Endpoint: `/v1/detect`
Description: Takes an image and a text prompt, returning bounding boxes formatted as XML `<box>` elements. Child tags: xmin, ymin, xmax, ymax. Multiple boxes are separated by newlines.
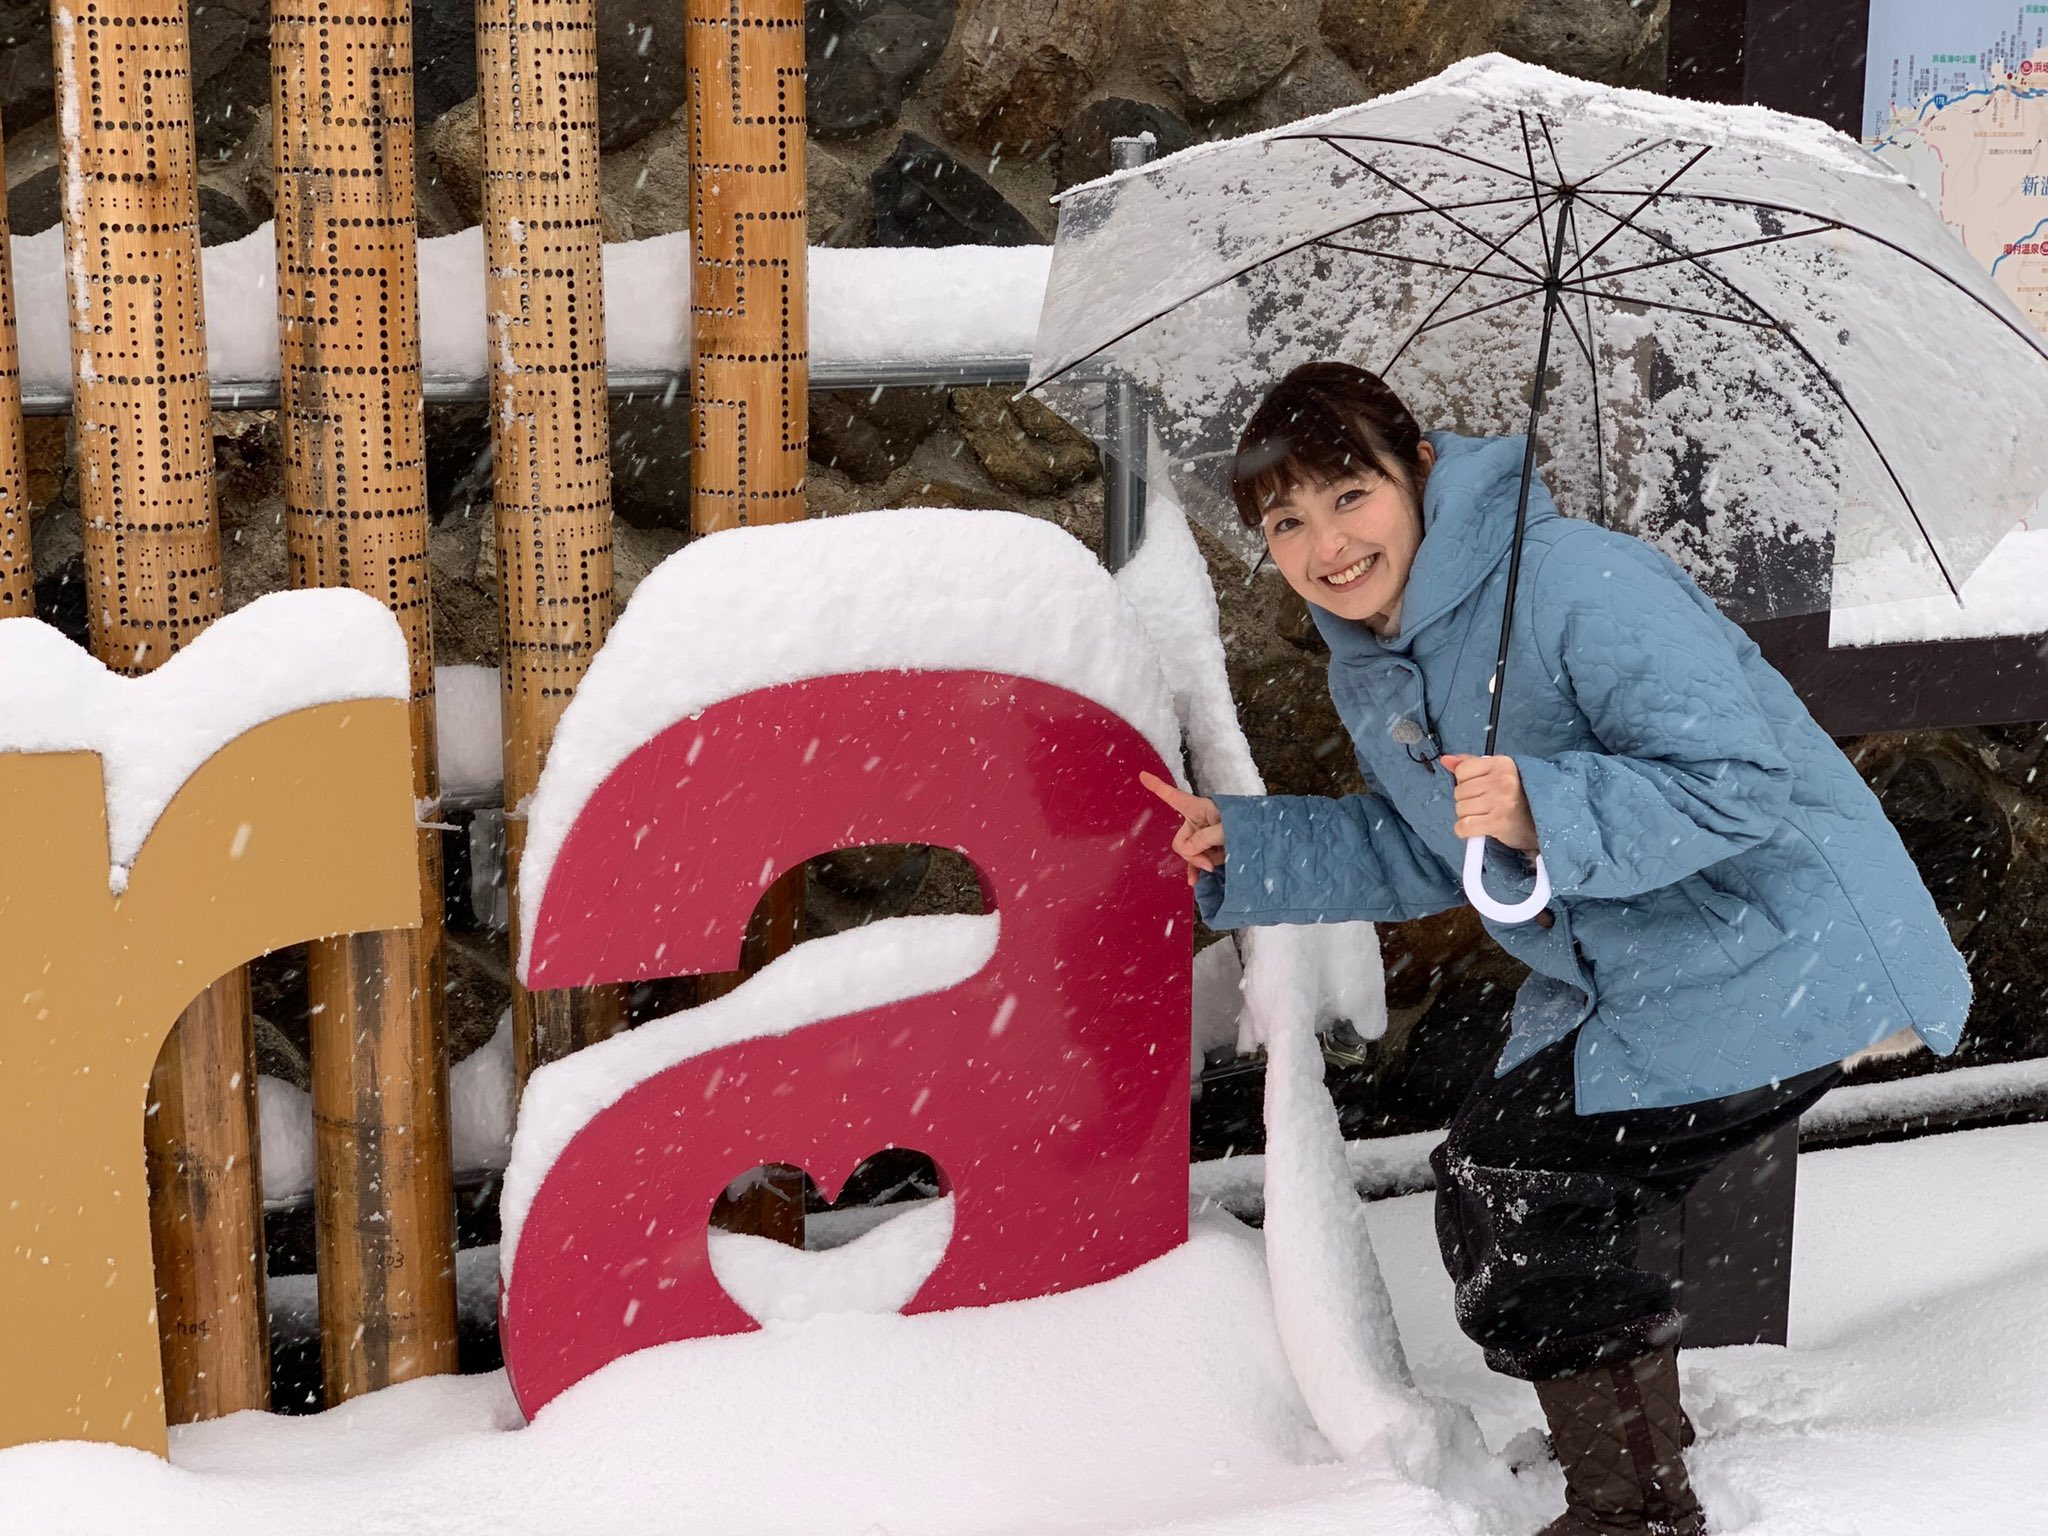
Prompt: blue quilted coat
<box><xmin>1197</xmin><ymin>430</ymin><xmax>1970</xmax><ymax>1113</ymax></box>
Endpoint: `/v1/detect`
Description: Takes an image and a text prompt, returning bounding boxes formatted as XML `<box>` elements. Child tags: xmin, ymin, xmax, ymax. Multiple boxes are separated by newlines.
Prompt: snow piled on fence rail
<box><xmin>0</xmin><ymin>591</ymin><xmax>407</xmax><ymax>885</ymax></box>
<box><xmin>6</xmin><ymin>225</ymin><xmax>1050</xmax><ymax>386</ymax></box>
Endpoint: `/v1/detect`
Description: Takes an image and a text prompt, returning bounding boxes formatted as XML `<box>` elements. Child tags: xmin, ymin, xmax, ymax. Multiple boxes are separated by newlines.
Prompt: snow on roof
<box><xmin>0</xmin><ymin>590</ymin><xmax>407</xmax><ymax>886</ymax></box>
<box><xmin>516</xmin><ymin>506</ymin><xmax>1182</xmax><ymax>969</ymax></box>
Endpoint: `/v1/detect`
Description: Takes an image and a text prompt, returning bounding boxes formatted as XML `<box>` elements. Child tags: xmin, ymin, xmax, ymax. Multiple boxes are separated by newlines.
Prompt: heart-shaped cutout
<box><xmin>705</xmin><ymin>1154</ymin><xmax>954</xmax><ymax>1326</ymax></box>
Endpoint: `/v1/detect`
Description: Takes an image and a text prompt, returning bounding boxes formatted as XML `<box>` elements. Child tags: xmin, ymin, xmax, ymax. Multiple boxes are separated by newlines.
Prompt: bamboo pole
<box><xmin>272</xmin><ymin>0</ymin><xmax>459</xmax><ymax>1403</ymax></box>
<box><xmin>475</xmin><ymin>0</ymin><xmax>625</xmax><ymax>1088</ymax></box>
<box><xmin>51</xmin><ymin>0</ymin><xmax>267</xmax><ymax>1420</ymax></box>
<box><xmin>0</xmin><ymin>129</ymin><xmax>29</xmax><ymax>617</ymax></box>
<box><xmin>687</xmin><ymin>0</ymin><xmax>808</xmax><ymax>1239</ymax></box>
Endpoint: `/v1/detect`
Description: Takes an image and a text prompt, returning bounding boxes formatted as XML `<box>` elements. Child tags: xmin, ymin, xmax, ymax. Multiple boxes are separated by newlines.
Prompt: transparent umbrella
<box><xmin>1030</xmin><ymin>52</ymin><xmax>2048</xmax><ymax>919</ymax></box>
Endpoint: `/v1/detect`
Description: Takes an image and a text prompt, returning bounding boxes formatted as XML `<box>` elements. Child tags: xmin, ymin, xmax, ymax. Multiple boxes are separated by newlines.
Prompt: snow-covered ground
<box><xmin>5</xmin><ymin>1121</ymin><xmax>2042</xmax><ymax>1535</ymax></box>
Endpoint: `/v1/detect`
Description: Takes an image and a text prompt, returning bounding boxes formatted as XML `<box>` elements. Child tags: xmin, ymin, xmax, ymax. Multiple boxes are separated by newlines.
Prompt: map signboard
<box><xmin>1866</xmin><ymin>3</ymin><xmax>2048</xmax><ymax>348</ymax></box>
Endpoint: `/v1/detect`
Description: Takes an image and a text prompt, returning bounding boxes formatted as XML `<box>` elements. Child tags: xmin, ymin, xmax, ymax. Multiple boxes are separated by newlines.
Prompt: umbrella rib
<box><xmin>1577</xmin><ymin>187</ymin><xmax>2048</xmax><ymax>363</ymax></box>
<box><xmin>1576</xmin><ymin>135</ymin><xmax>1684</xmax><ymax>188</ymax></box>
<box><xmin>1276</xmin><ymin>131</ymin><xmax>1532</xmax><ymax>184</ymax></box>
<box><xmin>1027</xmin><ymin>195</ymin><xmax>1549</xmax><ymax>393</ymax></box>
<box><xmin>1415</xmin><ymin>283</ymin><xmax>1552</xmax><ymax>335</ymax></box>
<box><xmin>1554</xmin><ymin>285</ymin><xmax>1780</xmax><ymax>327</ymax></box>
<box><xmin>1322</xmin><ymin>142</ymin><xmax>1550</xmax><ymax>283</ymax></box>
<box><xmin>1315</xmin><ymin>238</ymin><xmax>1546</xmax><ymax>288</ymax></box>
<box><xmin>1559</xmin><ymin>145</ymin><xmax>1716</xmax><ymax>282</ymax></box>
<box><xmin>1575</xmin><ymin>227</ymin><xmax>1963</xmax><ymax>602</ymax></box>
<box><xmin>1560</xmin><ymin>195</ymin><xmax>1608</xmax><ymax>523</ymax></box>
<box><xmin>1381</xmin><ymin>202</ymin><xmax>1555</xmax><ymax>372</ymax></box>
<box><xmin>1570</xmin><ymin>223</ymin><xmax>1840</xmax><ymax>285</ymax></box>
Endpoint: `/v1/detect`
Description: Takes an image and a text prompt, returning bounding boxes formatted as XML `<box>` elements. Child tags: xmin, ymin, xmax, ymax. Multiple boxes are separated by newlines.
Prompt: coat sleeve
<box><xmin>1193</xmin><ymin>791</ymin><xmax>1463</xmax><ymax>929</ymax></box>
<box><xmin>1513</xmin><ymin>529</ymin><xmax>1794</xmax><ymax>902</ymax></box>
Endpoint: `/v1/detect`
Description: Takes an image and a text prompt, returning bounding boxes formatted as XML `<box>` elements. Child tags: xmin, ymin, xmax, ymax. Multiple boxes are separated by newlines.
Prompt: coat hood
<box><xmin>1310</xmin><ymin>431</ymin><xmax>1559</xmax><ymax>661</ymax></box>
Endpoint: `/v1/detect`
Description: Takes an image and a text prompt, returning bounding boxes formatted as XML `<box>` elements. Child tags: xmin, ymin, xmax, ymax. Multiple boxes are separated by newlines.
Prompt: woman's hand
<box><xmin>1138</xmin><ymin>772</ymin><xmax>1224</xmax><ymax>886</ymax></box>
<box><xmin>1440</xmin><ymin>754</ymin><xmax>1540</xmax><ymax>853</ymax></box>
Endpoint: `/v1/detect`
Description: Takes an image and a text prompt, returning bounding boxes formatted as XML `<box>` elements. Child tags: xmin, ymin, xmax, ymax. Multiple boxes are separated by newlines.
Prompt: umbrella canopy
<box><xmin>1030</xmin><ymin>54</ymin><xmax>2048</xmax><ymax>624</ymax></box>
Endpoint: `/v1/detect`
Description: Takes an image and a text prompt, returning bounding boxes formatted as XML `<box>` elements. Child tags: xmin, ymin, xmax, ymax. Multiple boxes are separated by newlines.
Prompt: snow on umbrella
<box><xmin>1029</xmin><ymin>51</ymin><xmax>2048</xmax><ymax>920</ymax></box>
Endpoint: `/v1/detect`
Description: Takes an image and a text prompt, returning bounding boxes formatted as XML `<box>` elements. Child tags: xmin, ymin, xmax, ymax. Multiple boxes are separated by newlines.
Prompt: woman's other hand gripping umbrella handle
<box><xmin>1441</xmin><ymin>754</ymin><xmax>1553</xmax><ymax>925</ymax></box>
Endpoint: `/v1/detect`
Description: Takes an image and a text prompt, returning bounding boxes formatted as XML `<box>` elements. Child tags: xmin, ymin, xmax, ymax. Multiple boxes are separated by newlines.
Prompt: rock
<box><xmin>608</xmin><ymin>395</ymin><xmax>694</xmax><ymax>530</ymax></box>
<box><xmin>808</xmin><ymin>0</ymin><xmax>956</xmax><ymax>140</ymax></box>
<box><xmin>809</xmin><ymin>386</ymin><xmax>950</xmax><ymax>482</ymax></box>
<box><xmin>1134</xmin><ymin>0</ymin><xmax>1317</xmax><ymax>111</ymax></box>
<box><xmin>198</xmin><ymin>180</ymin><xmax>258</xmax><ymax>247</ymax></box>
<box><xmin>0</xmin><ymin>0</ymin><xmax>54</xmax><ymax>137</ymax></box>
<box><xmin>599</xmin><ymin>110</ymin><xmax>690</xmax><ymax>241</ymax></box>
<box><xmin>253</xmin><ymin>1010</ymin><xmax>312</xmax><ymax>1093</ymax></box>
<box><xmin>1243</xmin><ymin>44</ymin><xmax>1369</xmax><ymax>130</ymax></box>
<box><xmin>950</xmin><ymin>384</ymin><xmax>1097</xmax><ymax>495</ymax></box>
<box><xmin>871</xmin><ymin>132</ymin><xmax>1043</xmax><ymax>247</ymax></box>
<box><xmin>1501</xmin><ymin>0</ymin><xmax>1669</xmax><ymax>91</ymax></box>
<box><xmin>445</xmin><ymin>929</ymin><xmax>514</xmax><ymax>1062</ymax></box>
<box><xmin>595</xmin><ymin>0</ymin><xmax>689</xmax><ymax>151</ymax></box>
<box><xmin>937</xmin><ymin>0</ymin><xmax>1122</xmax><ymax>155</ymax></box>
<box><xmin>1052</xmin><ymin>96</ymin><xmax>1196</xmax><ymax>192</ymax></box>
<box><xmin>415</xmin><ymin>0</ymin><xmax>480</xmax><ymax>130</ymax></box>
<box><xmin>6</xmin><ymin>163</ymin><xmax>58</xmax><ymax>238</ymax></box>
<box><xmin>187</xmin><ymin>0</ymin><xmax>270</xmax><ymax>163</ymax></box>
<box><xmin>808</xmin><ymin>138</ymin><xmax>873</xmax><ymax>246</ymax></box>
<box><xmin>885</xmin><ymin>476</ymin><xmax>1013</xmax><ymax>509</ymax></box>
<box><xmin>424</xmin><ymin>95</ymin><xmax>484</xmax><ymax>230</ymax></box>
<box><xmin>612</xmin><ymin>518</ymin><xmax>688</xmax><ymax>609</ymax></box>
<box><xmin>21</xmin><ymin>418</ymin><xmax>66</xmax><ymax>514</ymax></box>
<box><xmin>1319</xmin><ymin>0</ymin><xmax>1518</xmax><ymax>92</ymax></box>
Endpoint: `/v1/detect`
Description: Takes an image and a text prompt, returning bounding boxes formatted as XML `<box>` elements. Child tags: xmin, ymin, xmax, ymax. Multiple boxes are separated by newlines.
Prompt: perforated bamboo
<box><xmin>688</xmin><ymin>0</ymin><xmax>808</xmax><ymax>998</ymax></box>
<box><xmin>685</xmin><ymin>0</ymin><xmax>807</xmax><ymax>1234</ymax></box>
<box><xmin>0</xmin><ymin>131</ymin><xmax>29</xmax><ymax>617</ymax></box>
<box><xmin>272</xmin><ymin>0</ymin><xmax>458</xmax><ymax>1403</ymax></box>
<box><xmin>687</xmin><ymin>0</ymin><xmax>808</xmax><ymax>537</ymax></box>
<box><xmin>51</xmin><ymin>0</ymin><xmax>268</xmax><ymax>1424</ymax></box>
<box><xmin>475</xmin><ymin>0</ymin><xmax>624</xmax><ymax>1085</ymax></box>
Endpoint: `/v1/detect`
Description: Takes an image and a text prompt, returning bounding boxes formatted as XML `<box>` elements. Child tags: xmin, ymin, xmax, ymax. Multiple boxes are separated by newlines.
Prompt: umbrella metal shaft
<box><xmin>1484</xmin><ymin>191</ymin><xmax>1577</xmax><ymax>758</ymax></box>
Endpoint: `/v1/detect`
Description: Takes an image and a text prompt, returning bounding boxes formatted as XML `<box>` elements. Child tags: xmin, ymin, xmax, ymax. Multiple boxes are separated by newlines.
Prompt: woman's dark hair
<box><xmin>1229</xmin><ymin>361</ymin><xmax>1426</xmax><ymax>529</ymax></box>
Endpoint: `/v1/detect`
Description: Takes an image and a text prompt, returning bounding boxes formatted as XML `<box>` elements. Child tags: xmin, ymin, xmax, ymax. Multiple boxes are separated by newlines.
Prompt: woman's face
<box><xmin>1258</xmin><ymin>441</ymin><xmax>1434</xmax><ymax>633</ymax></box>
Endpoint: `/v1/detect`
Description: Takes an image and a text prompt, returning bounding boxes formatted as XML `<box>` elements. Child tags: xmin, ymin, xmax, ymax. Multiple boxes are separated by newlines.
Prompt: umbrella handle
<box><xmin>1462</xmin><ymin>837</ymin><xmax>1552</xmax><ymax>925</ymax></box>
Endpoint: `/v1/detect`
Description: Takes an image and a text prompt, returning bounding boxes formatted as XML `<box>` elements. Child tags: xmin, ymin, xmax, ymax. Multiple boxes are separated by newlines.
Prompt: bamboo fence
<box><xmin>272</xmin><ymin>0</ymin><xmax>459</xmax><ymax>1402</ymax></box>
<box><xmin>475</xmin><ymin>0</ymin><xmax>625</xmax><ymax>1088</ymax></box>
<box><xmin>687</xmin><ymin>0</ymin><xmax>808</xmax><ymax>1242</ymax></box>
<box><xmin>51</xmin><ymin>0</ymin><xmax>268</xmax><ymax>1421</ymax></box>
<box><xmin>18</xmin><ymin>0</ymin><xmax>841</xmax><ymax>1408</ymax></box>
<box><xmin>0</xmin><ymin>130</ymin><xmax>27</xmax><ymax>617</ymax></box>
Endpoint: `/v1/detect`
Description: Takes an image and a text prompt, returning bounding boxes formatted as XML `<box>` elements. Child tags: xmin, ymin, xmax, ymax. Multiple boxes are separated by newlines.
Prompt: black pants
<box><xmin>1429</xmin><ymin>1033</ymin><xmax>1841</xmax><ymax>1382</ymax></box>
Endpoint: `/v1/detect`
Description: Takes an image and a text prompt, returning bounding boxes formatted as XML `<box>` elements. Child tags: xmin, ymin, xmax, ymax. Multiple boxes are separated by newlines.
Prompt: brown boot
<box><xmin>1531</xmin><ymin>1344</ymin><xmax>1706</xmax><ymax>1535</ymax></box>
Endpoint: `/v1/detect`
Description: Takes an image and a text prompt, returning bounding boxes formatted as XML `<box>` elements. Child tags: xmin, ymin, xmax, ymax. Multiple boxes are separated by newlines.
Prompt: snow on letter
<box><xmin>497</xmin><ymin>509</ymin><xmax>1193</xmax><ymax>1416</ymax></box>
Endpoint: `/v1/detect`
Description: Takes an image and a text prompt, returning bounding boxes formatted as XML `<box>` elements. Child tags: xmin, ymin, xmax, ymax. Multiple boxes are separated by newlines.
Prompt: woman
<box><xmin>1141</xmin><ymin>361</ymin><xmax>1969</xmax><ymax>1536</ymax></box>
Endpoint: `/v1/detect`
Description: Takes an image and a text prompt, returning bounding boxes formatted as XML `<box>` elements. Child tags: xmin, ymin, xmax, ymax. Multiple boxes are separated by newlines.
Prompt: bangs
<box><xmin>1230</xmin><ymin>393</ymin><xmax>1397</xmax><ymax>527</ymax></box>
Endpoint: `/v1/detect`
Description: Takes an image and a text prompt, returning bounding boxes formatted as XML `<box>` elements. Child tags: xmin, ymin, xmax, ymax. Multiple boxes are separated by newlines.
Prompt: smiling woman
<box><xmin>1145</xmin><ymin>355</ymin><xmax>1974</xmax><ymax>1536</ymax></box>
<box><xmin>1229</xmin><ymin>362</ymin><xmax>1437</xmax><ymax>639</ymax></box>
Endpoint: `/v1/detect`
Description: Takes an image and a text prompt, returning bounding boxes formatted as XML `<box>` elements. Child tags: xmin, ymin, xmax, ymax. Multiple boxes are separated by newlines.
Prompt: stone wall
<box><xmin>10</xmin><ymin>0</ymin><xmax>2041</xmax><ymax>1130</ymax></box>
